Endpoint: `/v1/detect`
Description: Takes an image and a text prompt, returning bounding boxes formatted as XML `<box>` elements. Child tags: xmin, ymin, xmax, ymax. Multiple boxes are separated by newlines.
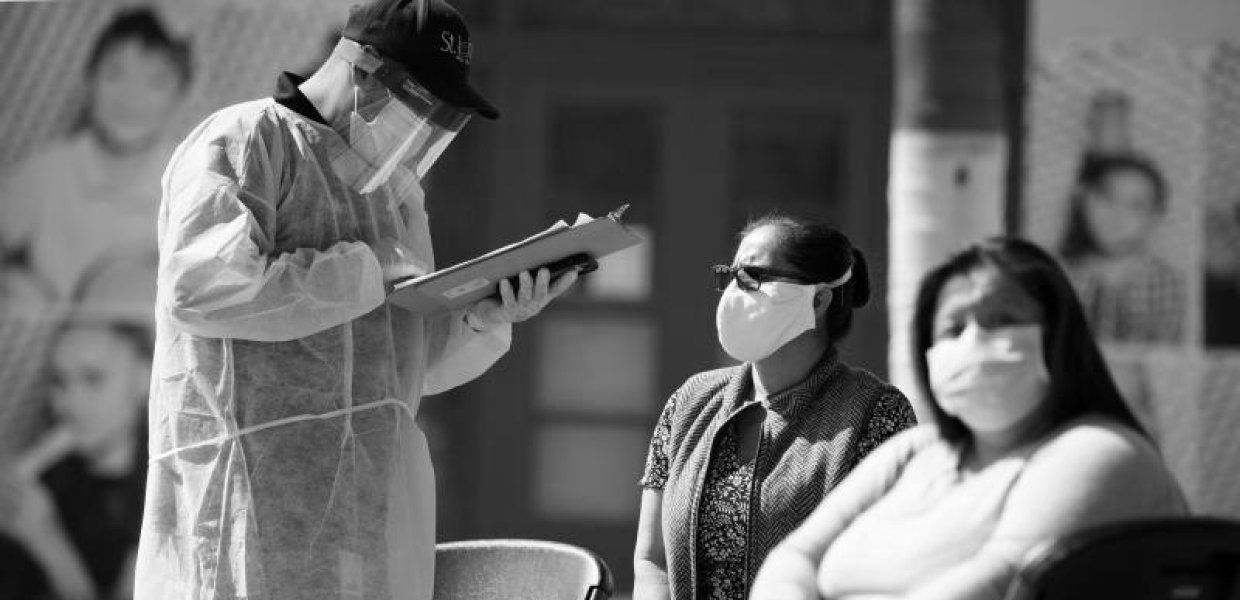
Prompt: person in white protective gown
<box><xmin>134</xmin><ymin>1</ymin><xmax>579</xmax><ymax>598</ymax></box>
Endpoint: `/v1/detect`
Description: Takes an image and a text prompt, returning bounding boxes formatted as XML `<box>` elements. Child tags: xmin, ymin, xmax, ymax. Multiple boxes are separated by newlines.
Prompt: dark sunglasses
<box><xmin>712</xmin><ymin>264</ymin><xmax>815</xmax><ymax>292</ymax></box>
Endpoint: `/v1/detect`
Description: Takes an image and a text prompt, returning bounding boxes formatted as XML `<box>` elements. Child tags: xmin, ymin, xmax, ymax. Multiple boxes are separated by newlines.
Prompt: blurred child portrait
<box><xmin>0</xmin><ymin>6</ymin><xmax>191</xmax><ymax>304</ymax></box>
<box><xmin>0</xmin><ymin>316</ymin><xmax>153</xmax><ymax>600</ymax></box>
<box><xmin>1058</xmin><ymin>151</ymin><xmax>1185</xmax><ymax>344</ymax></box>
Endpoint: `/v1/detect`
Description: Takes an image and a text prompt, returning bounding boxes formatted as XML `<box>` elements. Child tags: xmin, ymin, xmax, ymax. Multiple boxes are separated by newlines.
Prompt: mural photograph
<box><xmin>1024</xmin><ymin>38</ymin><xmax>1240</xmax><ymax>515</ymax></box>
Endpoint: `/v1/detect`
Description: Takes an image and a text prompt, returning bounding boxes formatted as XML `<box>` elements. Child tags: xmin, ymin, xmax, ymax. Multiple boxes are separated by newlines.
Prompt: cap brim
<box><xmin>353</xmin><ymin>39</ymin><xmax>501</xmax><ymax>120</ymax></box>
<box><xmin>425</xmin><ymin>78</ymin><xmax>499</xmax><ymax>120</ymax></box>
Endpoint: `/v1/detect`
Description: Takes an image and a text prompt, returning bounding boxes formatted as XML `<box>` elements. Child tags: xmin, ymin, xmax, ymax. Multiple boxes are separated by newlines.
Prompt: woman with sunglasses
<box><xmin>633</xmin><ymin>214</ymin><xmax>917</xmax><ymax>600</ymax></box>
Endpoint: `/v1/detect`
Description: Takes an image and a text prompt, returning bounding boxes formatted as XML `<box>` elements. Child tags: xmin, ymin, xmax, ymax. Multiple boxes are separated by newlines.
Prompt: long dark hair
<box><xmin>75</xmin><ymin>7</ymin><xmax>192</xmax><ymax>132</ymax></box>
<box><xmin>739</xmin><ymin>214</ymin><xmax>872</xmax><ymax>341</ymax></box>
<box><xmin>911</xmin><ymin>237</ymin><xmax>1147</xmax><ymax>445</ymax></box>
<box><xmin>1059</xmin><ymin>152</ymin><xmax>1169</xmax><ymax>262</ymax></box>
<box><xmin>86</xmin><ymin>7</ymin><xmax>192</xmax><ymax>85</ymax></box>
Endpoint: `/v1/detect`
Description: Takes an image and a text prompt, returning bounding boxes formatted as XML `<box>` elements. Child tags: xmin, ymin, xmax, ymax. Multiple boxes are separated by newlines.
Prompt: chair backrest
<box><xmin>433</xmin><ymin>539</ymin><xmax>614</xmax><ymax>600</ymax></box>
<box><xmin>1005</xmin><ymin>517</ymin><xmax>1240</xmax><ymax>600</ymax></box>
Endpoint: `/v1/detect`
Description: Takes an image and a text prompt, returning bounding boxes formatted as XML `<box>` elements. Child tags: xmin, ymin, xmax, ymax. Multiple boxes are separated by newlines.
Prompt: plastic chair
<box><xmin>433</xmin><ymin>539</ymin><xmax>614</xmax><ymax>600</ymax></box>
<box><xmin>1004</xmin><ymin>517</ymin><xmax>1240</xmax><ymax>600</ymax></box>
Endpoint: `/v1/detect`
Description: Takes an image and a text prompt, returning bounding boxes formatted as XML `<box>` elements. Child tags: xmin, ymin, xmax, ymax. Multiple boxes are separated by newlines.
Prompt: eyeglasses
<box><xmin>712</xmin><ymin>264</ymin><xmax>814</xmax><ymax>292</ymax></box>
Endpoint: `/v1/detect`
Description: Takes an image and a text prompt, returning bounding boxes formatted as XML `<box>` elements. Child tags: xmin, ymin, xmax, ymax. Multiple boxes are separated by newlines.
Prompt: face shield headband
<box><xmin>331</xmin><ymin>38</ymin><xmax>471</xmax><ymax>193</ymax></box>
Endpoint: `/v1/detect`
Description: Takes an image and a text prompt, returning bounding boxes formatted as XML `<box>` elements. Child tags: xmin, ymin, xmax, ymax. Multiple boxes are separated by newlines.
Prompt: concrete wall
<box><xmin>1036</xmin><ymin>0</ymin><xmax>1240</xmax><ymax>49</ymax></box>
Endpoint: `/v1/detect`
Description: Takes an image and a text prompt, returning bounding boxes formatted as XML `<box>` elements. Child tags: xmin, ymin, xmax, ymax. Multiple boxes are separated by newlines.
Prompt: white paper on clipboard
<box><xmin>387</xmin><ymin>205</ymin><xmax>644</xmax><ymax>314</ymax></box>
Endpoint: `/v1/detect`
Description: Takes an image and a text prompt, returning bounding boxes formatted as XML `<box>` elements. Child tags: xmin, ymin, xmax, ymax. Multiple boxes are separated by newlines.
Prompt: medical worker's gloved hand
<box><xmin>371</xmin><ymin>238</ymin><xmax>424</xmax><ymax>284</ymax></box>
<box><xmin>466</xmin><ymin>267</ymin><xmax>578</xmax><ymax>330</ymax></box>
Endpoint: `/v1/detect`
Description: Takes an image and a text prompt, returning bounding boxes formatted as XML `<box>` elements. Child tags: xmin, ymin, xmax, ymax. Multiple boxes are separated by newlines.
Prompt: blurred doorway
<box><xmin>423</xmin><ymin>2</ymin><xmax>893</xmax><ymax>592</ymax></box>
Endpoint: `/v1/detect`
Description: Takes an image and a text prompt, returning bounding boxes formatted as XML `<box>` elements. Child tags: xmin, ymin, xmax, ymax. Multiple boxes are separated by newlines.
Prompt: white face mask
<box><xmin>926</xmin><ymin>324</ymin><xmax>1050</xmax><ymax>434</ymax></box>
<box><xmin>349</xmin><ymin>99</ymin><xmax>428</xmax><ymax>193</ymax></box>
<box><xmin>716</xmin><ymin>281</ymin><xmax>820</xmax><ymax>363</ymax></box>
<box><xmin>333</xmin><ymin>91</ymin><xmax>451</xmax><ymax>194</ymax></box>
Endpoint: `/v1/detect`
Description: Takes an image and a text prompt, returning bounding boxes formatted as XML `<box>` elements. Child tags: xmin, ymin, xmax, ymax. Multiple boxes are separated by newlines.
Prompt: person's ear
<box><xmin>351</xmin><ymin>64</ymin><xmax>370</xmax><ymax>86</ymax></box>
<box><xmin>813</xmin><ymin>285</ymin><xmax>833</xmax><ymax>320</ymax></box>
<box><xmin>360</xmin><ymin>44</ymin><xmax>383</xmax><ymax>62</ymax></box>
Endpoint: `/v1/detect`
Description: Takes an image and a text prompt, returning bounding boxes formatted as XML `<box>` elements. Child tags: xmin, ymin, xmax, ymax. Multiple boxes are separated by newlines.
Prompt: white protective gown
<box><xmin>135</xmin><ymin>97</ymin><xmax>511</xmax><ymax>600</ymax></box>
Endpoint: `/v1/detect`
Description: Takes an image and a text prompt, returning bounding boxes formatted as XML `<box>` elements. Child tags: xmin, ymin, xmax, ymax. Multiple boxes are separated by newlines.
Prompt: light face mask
<box><xmin>714</xmin><ymin>267</ymin><xmax>851</xmax><ymax>363</ymax></box>
<box><xmin>926</xmin><ymin>324</ymin><xmax>1050</xmax><ymax>433</ymax></box>
<box><xmin>330</xmin><ymin>38</ymin><xmax>471</xmax><ymax>194</ymax></box>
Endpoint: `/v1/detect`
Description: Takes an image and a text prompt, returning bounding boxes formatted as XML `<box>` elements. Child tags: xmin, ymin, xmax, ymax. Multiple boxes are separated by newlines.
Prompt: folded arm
<box><xmin>899</xmin><ymin>419</ymin><xmax>1186</xmax><ymax>600</ymax></box>
<box><xmin>161</xmin><ymin>123</ymin><xmax>386</xmax><ymax>342</ymax></box>
<box><xmin>0</xmin><ymin>471</ymin><xmax>95</xmax><ymax>600</ymax></box>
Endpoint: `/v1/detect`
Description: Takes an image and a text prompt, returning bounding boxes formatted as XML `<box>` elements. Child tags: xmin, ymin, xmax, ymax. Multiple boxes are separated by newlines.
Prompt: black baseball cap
<box><xmin>342</xmin><ymin>0</ymin><xmax>498</xmax><ymax>119</ymax></box>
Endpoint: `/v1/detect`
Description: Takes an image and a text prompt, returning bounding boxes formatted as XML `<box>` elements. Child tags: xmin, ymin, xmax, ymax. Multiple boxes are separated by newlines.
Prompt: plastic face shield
<box><xmin>335</xmin><ymin>39</ymin><xmax>471</xmax><ymax>193</ymax></box>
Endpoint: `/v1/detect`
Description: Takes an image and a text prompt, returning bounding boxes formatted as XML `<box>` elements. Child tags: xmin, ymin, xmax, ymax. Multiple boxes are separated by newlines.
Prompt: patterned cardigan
<box><xmin>649</xmin><ymin>348</ymin><xmax>914</xmax><ymax>599</ymax></box>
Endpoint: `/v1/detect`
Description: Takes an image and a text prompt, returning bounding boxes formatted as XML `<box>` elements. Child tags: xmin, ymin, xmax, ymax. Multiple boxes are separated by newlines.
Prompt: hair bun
<box><xmin>848</xmin><ymin>247</ymin><xmax>872</xmax><ymax>308</ymax></box>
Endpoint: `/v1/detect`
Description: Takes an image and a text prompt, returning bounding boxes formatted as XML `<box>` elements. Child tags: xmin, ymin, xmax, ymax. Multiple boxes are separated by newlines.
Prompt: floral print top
<box><xmin>642</xmin><ymin>392</ymin><xmax>916</xmax><ymax>600</ymax></box>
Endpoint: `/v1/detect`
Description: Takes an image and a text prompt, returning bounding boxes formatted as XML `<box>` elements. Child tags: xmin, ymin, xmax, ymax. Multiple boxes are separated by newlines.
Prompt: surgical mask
<box><xmin>714</xmin><ymin>281</ymin><xmax>819</xmax><ymax>362</ymax></box>
<box><xmin>329</xmin><ymin>38</ymin><xmax>470</xmax><ymax>194</ymax></box>
<box><xmin>715</xmin><ymin>266</ymin><xmax>853</xmax><ymax>362</ymax></box>
<box><xmin>926</xmin><ymin>324</ymin><xmax>1050</xmax><ymax>433</ymax></box>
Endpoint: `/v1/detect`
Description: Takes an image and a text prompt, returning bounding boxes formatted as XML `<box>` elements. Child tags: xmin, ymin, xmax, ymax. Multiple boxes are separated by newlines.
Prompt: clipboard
<box><xmin>388</xmin><ymin>204</ymin><xmax>644</xmax><ymax>314</ymax></box>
